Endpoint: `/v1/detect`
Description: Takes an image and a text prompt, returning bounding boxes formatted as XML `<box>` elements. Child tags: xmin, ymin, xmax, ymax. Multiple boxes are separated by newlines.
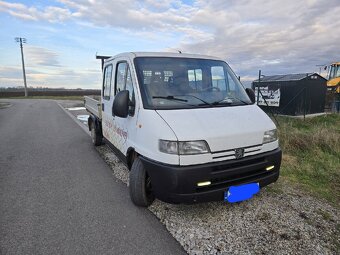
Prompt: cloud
<box><xmin>0</xmin><ymin>65</ymin><xmax>101</xmax><ymax>88</ymax></box>
<box><xmin>1</xmin><ymin>0</ymin><xmax>339</xmax><ymax>87</ymax></box>
<box><xmin>0</xmin><ymin>66</ymin><xmax>23</xmax><ymax>78</ymax></box>
<box><xmin>55</xmin><ymin>0</ymin><xmax>205</xmax><ymax>42</ymax></box>
<box><xmin>175</xmin><ymin>0</ymin><xmax>340</xmax><ymax>81</ymax></box>
<box><xmin>0</xmin><ymin>0</ymin><xmax>72</xmax><ymax>22</ymax></box>
<box><xmin>25</xmin><ymin>46</ymin><xmax>61</xmax><ymax>67</ymax></box>
<box><xmin>0</xmin><ymin>0</ymin><xmax>211</xmax><ymax>42</ymax></box>
<box><xmin>0</xmin><ymin>66</ymin><xmax>38</xmax><ymax>87</ymax></box>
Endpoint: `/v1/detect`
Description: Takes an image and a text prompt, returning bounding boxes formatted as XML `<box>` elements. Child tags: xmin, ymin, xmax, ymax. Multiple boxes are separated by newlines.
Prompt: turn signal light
<box><xmin>197</xmin><ymin>181</ymin><xmax>211</xmax><ymax>187</ymax></box>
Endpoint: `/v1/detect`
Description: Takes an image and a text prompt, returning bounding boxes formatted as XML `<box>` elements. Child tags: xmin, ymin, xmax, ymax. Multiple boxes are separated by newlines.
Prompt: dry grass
<box><xmin>276</xmin><ymin>114</ymin><xmax>340</xmax><ymax>207</ymax></box>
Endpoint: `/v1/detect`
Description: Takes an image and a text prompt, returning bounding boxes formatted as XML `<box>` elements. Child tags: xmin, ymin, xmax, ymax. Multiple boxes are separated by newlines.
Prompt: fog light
<box><xmin>266</xmin><ymin>165</ymin><xmax>275</xmax><ymax>171</ymax></box>
<box><xmin>197</xmin><ymin>181</ymin><xmax>211</xmax><ymax>187</ymax></box>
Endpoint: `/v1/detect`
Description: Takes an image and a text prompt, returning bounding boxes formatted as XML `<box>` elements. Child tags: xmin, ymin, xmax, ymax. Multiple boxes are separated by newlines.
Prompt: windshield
<box><xmin>329</xmin><ymin>64</ymin><xmax>340</xmax><ymax>80</ymax></box>
<box><xmin>134</xmin><ymin>57</ymin><xmax>251</xmax><ymax>110</ymax></box>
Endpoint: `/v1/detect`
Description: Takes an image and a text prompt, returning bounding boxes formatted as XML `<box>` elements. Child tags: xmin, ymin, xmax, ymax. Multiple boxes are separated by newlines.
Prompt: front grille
<box><xmin>196</xmin><ymin>169</ymin><xmax>273</xmax><ymax>192</ymax></box>
<box><xmin>196</xmin><ymin>154</ymin><xmax>274</xmax><ymax>192</ymax></box>
<box><xmin>211</xmin><ymin>144</ymin><xmax>263</xmax><ymax>161</ymax></box>
<box><xmin>211</xmin><ymin>155</ymin><xmax>266</xmax><ymax>173</ymax></box>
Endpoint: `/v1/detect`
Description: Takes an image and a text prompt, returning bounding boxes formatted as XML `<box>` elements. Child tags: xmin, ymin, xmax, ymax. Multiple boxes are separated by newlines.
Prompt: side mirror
<box><xmin>113</xmin><ymin>90</ymin><xmax>129</xmax><ymax>118</ymax></box>
<box><xmin>245</xmin><ymin>88</ymin><xmax>256</xmax><ymax>104</ymax></box>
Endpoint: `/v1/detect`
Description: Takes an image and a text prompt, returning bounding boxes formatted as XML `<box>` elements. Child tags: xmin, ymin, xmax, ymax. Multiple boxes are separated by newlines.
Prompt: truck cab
<box><xmin>86</xmin><ymin>52</ymin><xmax>282</xmax><ymax>207</ymax></box>
<box><xmin>327</xmin><ymin>62</ymin><xmax>340</xmax><ymax>93</ymax></box>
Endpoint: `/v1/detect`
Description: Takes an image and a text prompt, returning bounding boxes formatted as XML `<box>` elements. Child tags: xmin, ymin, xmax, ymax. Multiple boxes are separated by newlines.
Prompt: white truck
<box><xmin>85</xmin><ymin>52</ymin><xmax>281</xmax><ymax>207</ymax></box>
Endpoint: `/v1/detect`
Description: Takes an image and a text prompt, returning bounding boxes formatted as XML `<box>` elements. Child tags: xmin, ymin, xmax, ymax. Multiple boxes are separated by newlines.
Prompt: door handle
<box><xmin>102</xmin><ymin>103</ymin><xmax>104</xmax><ymax>111</ymax></box>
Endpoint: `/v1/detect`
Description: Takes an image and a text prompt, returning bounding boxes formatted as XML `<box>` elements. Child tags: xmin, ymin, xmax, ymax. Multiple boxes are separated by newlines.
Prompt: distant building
<box><xmin>252</xmin><ymin>73</ymin><xmax>327</xmax><ymax>116</ymax></box>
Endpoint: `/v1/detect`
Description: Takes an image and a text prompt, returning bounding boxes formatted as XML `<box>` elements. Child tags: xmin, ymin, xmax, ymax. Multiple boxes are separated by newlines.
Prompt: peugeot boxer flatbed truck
<box><xmin>85</xmin><ymin>52</ymin><xmax>282</xmax><ymax>207</ymax></box>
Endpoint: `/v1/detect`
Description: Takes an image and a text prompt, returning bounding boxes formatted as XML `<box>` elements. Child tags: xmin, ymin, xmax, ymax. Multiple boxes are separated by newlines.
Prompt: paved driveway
<box><xmin>0</xmin><ymin>99</ymin><xmax>185</xmax><ymax>255</ymax></box>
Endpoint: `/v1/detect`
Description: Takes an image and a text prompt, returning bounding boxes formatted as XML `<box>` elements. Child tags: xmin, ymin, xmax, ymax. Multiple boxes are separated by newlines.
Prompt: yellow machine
<box><xmin>327</xmin><ymin>62</ymin><xmax>340</xmax><ymax>93</ymax></box>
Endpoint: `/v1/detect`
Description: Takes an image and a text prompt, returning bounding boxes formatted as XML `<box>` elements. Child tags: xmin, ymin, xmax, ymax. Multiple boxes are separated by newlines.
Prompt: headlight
<box><xmin>159</xmin><ymin>140</ymin><xmax>178</xmax><ymax>154</ymax></box>
<box><xmin>159</xmin><ymin>140</ymin><xmax>210</xmax><ymax>155</ymax></box>
<box><xmin>179</xmin><ymin>141</ymin><xmax>210</xmax><ymax>155</ymax></box>
<box><xmin>263</xmin><ymin>129</ymin><xmax>277</xmax><ymax>144</ymax></box>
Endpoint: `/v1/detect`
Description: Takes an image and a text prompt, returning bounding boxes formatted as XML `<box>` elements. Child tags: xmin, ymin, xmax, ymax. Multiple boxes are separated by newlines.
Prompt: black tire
<box><xmin>129</xmin><ymin>157</ymin><xmax>155</xmax><ymax>207</ymax></box>
<box><xmin>90</xmin><ymin>121</ymin><xmax>102</xmax><ymax>146</ymax></box>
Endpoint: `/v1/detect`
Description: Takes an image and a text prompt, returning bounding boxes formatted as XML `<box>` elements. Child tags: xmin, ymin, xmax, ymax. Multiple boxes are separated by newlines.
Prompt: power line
<box><xmin>15</xmin><ymin>37</ymin><xmax>28</xmax><ymax>97</ymax></box>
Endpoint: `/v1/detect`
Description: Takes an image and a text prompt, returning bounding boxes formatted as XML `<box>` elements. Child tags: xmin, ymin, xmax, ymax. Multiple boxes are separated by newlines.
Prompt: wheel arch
<box><xmin>126</xmin><ymin>147</ymin><xmax>138</xmax><ymax>170</ymax></box>
<box><xmin>88</xmin><ymin>115</ymin><xmax>102</xmax><ymax>133</ymax></box>
<box><xmin>88</xmin><ymin>115</ymin><xmax>94</xmax><ymax>131</ymax></box>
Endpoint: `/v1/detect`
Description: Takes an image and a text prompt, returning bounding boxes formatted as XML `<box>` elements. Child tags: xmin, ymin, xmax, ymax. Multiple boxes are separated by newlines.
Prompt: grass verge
<box><xmin>277</xmin><ymin>114</ymin><xmax>340</xmax><ymax>207</ymax></box>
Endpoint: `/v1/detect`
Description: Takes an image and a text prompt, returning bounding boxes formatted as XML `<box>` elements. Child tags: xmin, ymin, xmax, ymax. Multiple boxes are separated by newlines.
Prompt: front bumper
<box><xmin>140</xmin><ymin>148</ymin><xmax>282</xmax><ymax>204</ymax></box>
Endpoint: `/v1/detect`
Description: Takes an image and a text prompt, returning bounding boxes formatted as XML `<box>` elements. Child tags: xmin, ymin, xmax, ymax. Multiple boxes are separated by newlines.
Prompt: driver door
<box><xmin>103</xmin><ymin>58</ymin><xmax>137</xmax><ymax>154</ymax></box>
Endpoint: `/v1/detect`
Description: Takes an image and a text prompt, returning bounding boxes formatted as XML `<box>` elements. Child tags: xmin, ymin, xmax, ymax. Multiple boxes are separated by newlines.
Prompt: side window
<box><xmin>126</xmin><ymin>67</ymin><xmax>135</xmax><ymax>102</ymax></box>
<box><xmin>115</xmin><ymin>62</ymin><xmax>135</xmax><ymax>115</ymax></box>
<box><xmin>103</xmin><ymin>65</ymin><xmax>113</xmax><ymax>100</ymax></box>
<box><xmin>188</xmin><ymin>69</ymin><xmax>202</xmax><ymax>90</ymax></box>
<box><xmin>211</xmin><ymin>66</ymin><xmax>227</xmax><ymax>91</ymax></box>
<box><xmin>116</xmin><ymin>62</ymin><xmax>127</xmax><ymax>95</ymax></box>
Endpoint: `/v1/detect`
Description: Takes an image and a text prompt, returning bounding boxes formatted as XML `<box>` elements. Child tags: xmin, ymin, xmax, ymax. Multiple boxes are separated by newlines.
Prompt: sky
<box><xmin>0</xmin><ymin>0</ymin><xmax>339</xmax><ymax>89</ymax></box>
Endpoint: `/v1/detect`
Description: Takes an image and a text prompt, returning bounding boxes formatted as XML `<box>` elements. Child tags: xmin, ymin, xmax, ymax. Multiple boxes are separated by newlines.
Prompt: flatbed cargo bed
<box><xmin>84</xmin><ymin>96</ymin><xmax>102</xmax><ymax>119</ymax></box>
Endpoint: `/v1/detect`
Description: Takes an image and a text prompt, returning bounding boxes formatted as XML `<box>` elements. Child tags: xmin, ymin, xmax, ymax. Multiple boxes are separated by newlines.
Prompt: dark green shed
<box><xmin>252</xmin><ymin>73</ymin><xmax>327</xmax><ymax>116</ymax></box>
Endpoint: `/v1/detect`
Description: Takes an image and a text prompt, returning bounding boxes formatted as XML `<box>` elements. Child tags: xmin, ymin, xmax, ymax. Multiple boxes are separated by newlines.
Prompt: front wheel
<box><xmin>129</xmin><ymin>157</ymin><xmax>155</xmax><ymax>207</ymax></box>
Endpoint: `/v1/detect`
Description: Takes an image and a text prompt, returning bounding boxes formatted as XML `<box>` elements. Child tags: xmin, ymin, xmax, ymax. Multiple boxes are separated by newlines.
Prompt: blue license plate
<box><xmin>224</xmin><ymin>183</ymin><xmax>260</xmax><ymax>203</ymax></box>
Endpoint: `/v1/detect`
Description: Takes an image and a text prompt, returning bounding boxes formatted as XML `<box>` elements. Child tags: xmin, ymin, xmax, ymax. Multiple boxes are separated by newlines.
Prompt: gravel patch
<box><xmin>96</xmin><ymin>145</ymin><xmax>129</xmax><ymax>185</ymax></box>
<box><xmin>95</xmin><ymin>144</ymin><xmax>340</xmax><ymax>254</ymax></box>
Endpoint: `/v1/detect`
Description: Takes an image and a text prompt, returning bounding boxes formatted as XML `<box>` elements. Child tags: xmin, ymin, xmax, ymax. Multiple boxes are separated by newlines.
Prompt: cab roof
<box><xmin>107</xmin><ymin>52</ymin><xmax>224</xmax><ymax>62</ymax></box>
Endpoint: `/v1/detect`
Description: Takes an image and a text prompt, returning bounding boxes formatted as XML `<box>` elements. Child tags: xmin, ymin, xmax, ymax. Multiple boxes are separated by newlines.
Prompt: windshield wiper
<box><xmin>173</xmin><ymin>94</ymin><xmax>213</xmax><ymax>106</ymax></box>
<box><xmin>152</xmin><ymin>96</ymin><xmax>188</xmax><ymax>102</ymax></box>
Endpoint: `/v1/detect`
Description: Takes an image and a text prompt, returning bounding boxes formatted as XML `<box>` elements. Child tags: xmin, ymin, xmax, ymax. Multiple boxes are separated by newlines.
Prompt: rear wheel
<box><xmin>129</xmin><ymin>157</ymin><xmax>155</xmax><ymax>207</ymax></box>
<box><xmin>90</xmin><ymin>121</ymin><xmax>102</xmax><ymax>146</ymax></box>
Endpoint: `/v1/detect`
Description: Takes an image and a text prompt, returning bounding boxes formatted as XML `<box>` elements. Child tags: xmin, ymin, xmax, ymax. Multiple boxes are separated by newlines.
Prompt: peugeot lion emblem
<box><xmin>235</xmin><ymin>148</ymin><xmax>245</xmax><ymax>159</ymax></box>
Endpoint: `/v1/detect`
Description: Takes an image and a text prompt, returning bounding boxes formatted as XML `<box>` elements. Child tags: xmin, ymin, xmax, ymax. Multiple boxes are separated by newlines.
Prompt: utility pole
<box><xmin>15</xmin><ymin>37</ymin><xmax>28</xmax><ymax>97</ymax></box>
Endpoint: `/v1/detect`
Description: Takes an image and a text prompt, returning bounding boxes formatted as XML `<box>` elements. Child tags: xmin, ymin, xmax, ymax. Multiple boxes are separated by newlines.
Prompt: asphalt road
<box><xmin>0</xmin><ymin>99</ymin><xmax>185</xmax><ymax>255</ymax></box>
